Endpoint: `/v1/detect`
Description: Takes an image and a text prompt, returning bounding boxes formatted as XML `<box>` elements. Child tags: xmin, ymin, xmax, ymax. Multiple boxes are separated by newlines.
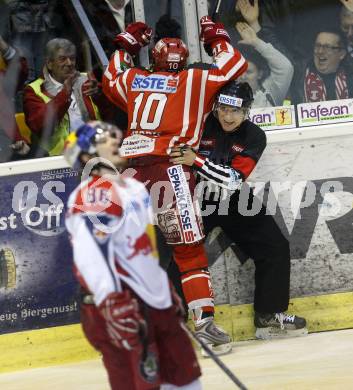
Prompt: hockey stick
<box><xmin>82</xmin><ymin>39</ymin><xmax>93</xmax><ymax>75</ymax></box>
<box><xmin>181</xmin><ymin>322</ymin><xmax>248</xmax><ymax>390</ymax></box>
<box><xmin>212</xmin><ymin>0</ymin><xmax>223</xmax><ymax>21</ymax></box>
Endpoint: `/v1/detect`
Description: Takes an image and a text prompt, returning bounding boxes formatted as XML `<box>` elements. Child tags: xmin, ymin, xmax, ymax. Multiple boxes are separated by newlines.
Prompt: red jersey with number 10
<box><xmin>102</xmin><ymin>40</ymin><xmax>247</xmax><ymax>157</ymax></box>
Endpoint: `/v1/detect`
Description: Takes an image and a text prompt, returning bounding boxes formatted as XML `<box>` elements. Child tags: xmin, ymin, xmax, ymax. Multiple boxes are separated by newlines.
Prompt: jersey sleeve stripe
<box><xmin>208</xmin><ymin>55</ymin><xmax>247</xmax><ymax>82</ymax></box>
<box><xmin>167</xmin><ymin>69</ymin><xmax>194</xmax><ymax>152</ymax></box>
<box><xmin>225</xmin><ymin>55</ymin><xmax>247</xmax><ymax>79</ymax></box>
<box><xmin>204</xmin><ymin>160</ymin><xmax>233</xmax><ymax>179</ymax></box>
<box><xmin>197</xmin><ymin>169</ymin><xmax>224</xmax><ymax>185</ymax></box>
<box><xmin>113</xmin><ymin>51</ymin><xmax>122</xmax><ymax>73</ymax></box>
<box><xmin>194</xmin><ymin>157</ymin><xmax>243</xmax><ymax>190</ymax></box>
<box><xmin>181</xmin><ymin>69</ymin><xmax>194</xmax><ymax>137</ymax></box>
<box><xmin>186</xmin><ymin>70</ymin><xmax>208</xmax><ymax>146</ymax></box>
<box><xmin>122</xmin><ymin>68</ymin><xmax>130</xmax><ymax>92</ymax></box>
<box><xmin>214</xmin><ymin>50</ymin><xmax>235</xmax><ymax>69</ymax></box>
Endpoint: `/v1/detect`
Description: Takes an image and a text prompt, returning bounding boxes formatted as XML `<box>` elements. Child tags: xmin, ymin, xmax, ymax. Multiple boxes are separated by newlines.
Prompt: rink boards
<box><xmin>0</xmin><ymin>122</ymin><xmax>353</xmax><ymax>371</ymax></box>
<box><xmin>209</xmin><ymin>124</ymin><xmax>353</xmax><ymax>307</ymax></box>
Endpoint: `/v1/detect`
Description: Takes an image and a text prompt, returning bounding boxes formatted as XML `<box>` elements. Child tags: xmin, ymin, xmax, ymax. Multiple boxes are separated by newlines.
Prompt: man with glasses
<box><xmin>170</xmin><ymin>81</ymin><xmax>308</xmax><ymax>339</ymax></box>
<box><xmin>293</xmin><ymin>28</ymin><xmax>352</xmax><ymax>103</ymax></box>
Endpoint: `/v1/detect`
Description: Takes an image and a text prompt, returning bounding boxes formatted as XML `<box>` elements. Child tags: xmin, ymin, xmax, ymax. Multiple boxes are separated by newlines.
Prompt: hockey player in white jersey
<box><xmin>64</xmin><ymin>121</ymin><xmax>202</xmax><ymax>390</ymax></box>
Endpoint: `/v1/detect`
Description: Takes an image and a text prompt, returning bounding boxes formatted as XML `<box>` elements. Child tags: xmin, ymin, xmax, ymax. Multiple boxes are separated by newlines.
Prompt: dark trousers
<box><xmin>201</xmin><ymin>187</ymin><xmax>290</xmax><ymax>314</ymax></box>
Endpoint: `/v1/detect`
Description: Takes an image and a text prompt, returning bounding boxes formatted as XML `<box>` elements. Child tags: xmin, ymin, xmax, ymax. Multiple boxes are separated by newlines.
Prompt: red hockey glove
<box><xmin>99</xmin><ymin>290</ymin><xmax>147</xmax><ymax>351</ymax></box>
<box><xmin>200</xmin><ymin>16</ymin><xmax>230</xmax><ymax>56</ymax></box>
<box><xmin>114</xmin><ymin>22</ymin><xmax>153</xmax><ymax>56</ymax></box>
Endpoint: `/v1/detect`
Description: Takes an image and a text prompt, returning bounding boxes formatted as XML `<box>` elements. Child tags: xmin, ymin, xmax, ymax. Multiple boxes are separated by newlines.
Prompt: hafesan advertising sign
<box><xmin>297</xmin><ymin>99</ymin><xmax>353</xmax><ymax>127</ymax></box>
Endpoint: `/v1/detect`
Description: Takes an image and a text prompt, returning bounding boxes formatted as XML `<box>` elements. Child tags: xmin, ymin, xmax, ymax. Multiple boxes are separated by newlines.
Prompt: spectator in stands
<box><xmin>258</xmin><ymin>0</ymin><xmax>340</xmax><ymax>65</ymax></box>
<box><xmin>81</xmin><ymin>0</ymin><xmax>132</xmax><ymax>58</ymax></box>
<box><xmin>145</xmin><ymin>0</ymin><xmax>183</xmax><ymax>38</ymax></box>
<box><xmin>0</xmin><ymin>34</ymin><xmax>30</xmax><ymax>162</ymax></box>
<box><xmin>340</xmin><ymin>0</ymin><xmax>353</xmax><ymax>12</ymax></box>
<box><xmin>292</xmin><ymin>29</ymin><xmax>352</xmax><ymax>103</ymax></box>
<box><xmin>23</xmin><ymin>38</ymin><xmax>111</xmax><ymax>157</ymax></box>
<box><xmin>223</xmin><ymin>0</ymin><xmax>293</xmax><ymax>107</ymax></box>
<box><xmin>3</xmin><ymin>0</ymin><xmax>60</xmax><ymax>81</ymax></box>
<box><xmin>236</xmin><ymin>21</ymin><xmax>293</xmax><ymax>107</ymax></box>
<box><xmin>105</xmin><ymin>0</ymin><xmax>131</xmax><ymax>32</ymax></box>
<box><xmin>154</xmin><ymin>14</ymin><xmax>182</xmax><ymax>43</ymax></box>
<box><xmin>340</xmin><ymin>2</ymin><xmax>353</xmax><ymax>57</ymax></box>
<box><xmin>213</xmin><ymin>0</ymin><xmax>295</xmax><ymax>76</ymax></box>
<box><xmin>78</xmin><ymin>1</ymin><xmax>130</xmax><ymax>137</ymax></box>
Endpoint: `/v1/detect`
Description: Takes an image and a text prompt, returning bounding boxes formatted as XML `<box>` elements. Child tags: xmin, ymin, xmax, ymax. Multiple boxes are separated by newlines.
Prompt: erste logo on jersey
<box><xmin>132</xmin><ymin>74</ymin><xmax>179</xmax><ymax>93</ymax></box>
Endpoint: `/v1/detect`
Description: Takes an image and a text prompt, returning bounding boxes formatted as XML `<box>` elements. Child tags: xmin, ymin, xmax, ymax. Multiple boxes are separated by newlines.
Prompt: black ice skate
<box><xmin>255</xmin><ymin>312</ymin><xmax>308</xmax><ymax>340</ymax></box>
<box><xmin>195</xmin><ymin>317</ymin><xmax>232</xmax><ymax>357</ymax></box>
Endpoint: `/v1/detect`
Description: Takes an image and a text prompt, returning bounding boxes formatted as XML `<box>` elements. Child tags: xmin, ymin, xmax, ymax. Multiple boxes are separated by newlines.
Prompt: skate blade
<box><xmin>255</xmin><ymin>327</ymin><xmax>308</xmax><ymax>340</ymax></box>
<box><xmin>201</xmin><ymin>342</ymin><xmax>233</xmax><ymax>358</ymax></box>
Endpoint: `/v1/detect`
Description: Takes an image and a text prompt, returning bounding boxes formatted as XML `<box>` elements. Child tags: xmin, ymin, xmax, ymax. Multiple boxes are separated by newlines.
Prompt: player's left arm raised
<box><xmin>102</xmin><ymin>22</ymin><xmax>152</xmax><ymax>110</ymax></box>
<box><xmin>200</xmin><ymin>16</ymin><xmax>248</xmax><ymax>84</ymax></box>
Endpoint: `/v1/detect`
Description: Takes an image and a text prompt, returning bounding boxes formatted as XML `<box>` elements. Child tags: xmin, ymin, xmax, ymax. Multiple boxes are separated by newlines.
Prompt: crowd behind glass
<box><xmin>0</xmin><ymin>0</ymin><xmax>352</xmax><ymax>162</ymax></box>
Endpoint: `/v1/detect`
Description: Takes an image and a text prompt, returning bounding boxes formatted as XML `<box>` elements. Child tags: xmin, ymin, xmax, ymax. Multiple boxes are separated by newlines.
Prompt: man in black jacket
<box><xmin>170</xmin><ymin>81</ymin><xmax>307</xmax><ymax>339</ymax></box>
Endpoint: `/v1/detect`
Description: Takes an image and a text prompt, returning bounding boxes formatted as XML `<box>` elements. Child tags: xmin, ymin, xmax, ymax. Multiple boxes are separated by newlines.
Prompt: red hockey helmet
<box><xmin>152</xmin><ymin>38</ymin><xmax>189</xmax><ymax>72</ymax></box>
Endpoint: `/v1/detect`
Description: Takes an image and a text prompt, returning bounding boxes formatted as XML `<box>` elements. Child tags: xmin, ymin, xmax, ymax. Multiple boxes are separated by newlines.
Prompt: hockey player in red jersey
<box><xmin>65</xmin><ymin>121</ymin><xmax>202</xmax><ymax>390</ymax></box>
<box><xmin>102</xmin><ymin>17</ymin><xmax>248</xmax><ymax>354</ymax></box>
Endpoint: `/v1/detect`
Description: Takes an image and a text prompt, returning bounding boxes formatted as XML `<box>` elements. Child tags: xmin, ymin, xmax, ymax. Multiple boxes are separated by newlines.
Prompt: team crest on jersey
<box><xmin>131</xmin><ymin>74</ymin><xmax>179</xmax><ymax>93</ymax></box>
<box><xmin>232</xmin><ymin>144</ymin><xmax>245</xmax><ymax>153</ymax></box>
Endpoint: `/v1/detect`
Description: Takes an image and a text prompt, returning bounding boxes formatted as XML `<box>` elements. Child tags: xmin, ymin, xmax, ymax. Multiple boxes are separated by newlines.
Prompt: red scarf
<box><xmin>304</xmin><ymin>67</ymin><xmax>349</xmax><ymax>102</ymax></box>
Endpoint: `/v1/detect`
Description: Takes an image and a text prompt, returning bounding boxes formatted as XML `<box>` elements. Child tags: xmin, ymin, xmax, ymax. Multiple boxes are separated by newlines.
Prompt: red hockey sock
<box><xmin>181</xmin><ymin>269</ymin><xmax>215</xmax><ymax>313</ymax></box>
